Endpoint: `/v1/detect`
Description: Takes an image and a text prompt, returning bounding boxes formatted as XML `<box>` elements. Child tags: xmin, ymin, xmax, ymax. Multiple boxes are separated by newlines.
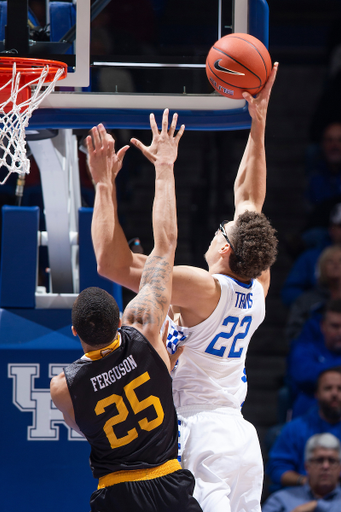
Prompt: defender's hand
<box><xmin>131</xmin><ymin>108</ymin><xmax>185</xmax><ymax>166</ymax></box>
<box><xmin>86</xmin><ymin>124</ymin><xmax>129</xmax><ymax>185</ymax></box>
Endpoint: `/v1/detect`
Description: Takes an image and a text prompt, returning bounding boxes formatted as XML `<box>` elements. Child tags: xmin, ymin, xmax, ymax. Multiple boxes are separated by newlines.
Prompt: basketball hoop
<box><xmin>0</xmin><ymin>56</ymin><xmax>67</xmax><ymax>184</ymax></box>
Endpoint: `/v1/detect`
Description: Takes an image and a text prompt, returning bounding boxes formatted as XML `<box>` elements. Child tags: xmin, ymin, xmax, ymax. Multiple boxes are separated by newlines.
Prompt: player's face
<box><xmin>205</xmin><ymin>221</ymin><xmax>235</xmax><ymax>265</ymax></box>
<box><xmin>306</xmin><ymin>447</ymin><xmax>341</xmax><ymax>495</ymax></box>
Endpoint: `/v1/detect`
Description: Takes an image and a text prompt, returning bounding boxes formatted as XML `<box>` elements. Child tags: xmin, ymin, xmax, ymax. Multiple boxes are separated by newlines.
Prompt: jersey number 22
<box><xmin>205</xmin><ymin>315</ymin><xmax>252</xmax><ymax>358</ymax></box>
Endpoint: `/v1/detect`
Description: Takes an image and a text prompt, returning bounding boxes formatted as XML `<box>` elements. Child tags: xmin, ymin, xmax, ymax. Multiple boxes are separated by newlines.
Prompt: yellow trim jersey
<box><xmin>64</xmin><ymin>326</ymin><xmax>178</xmax><ymax>479</ymax></box>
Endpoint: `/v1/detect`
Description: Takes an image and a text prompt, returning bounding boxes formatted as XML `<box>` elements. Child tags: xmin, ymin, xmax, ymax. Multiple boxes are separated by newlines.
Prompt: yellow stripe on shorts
<box><xmin>98</xmin><ymin>459</ymin><xmax>181</xmax><ymax>489</ymax></box>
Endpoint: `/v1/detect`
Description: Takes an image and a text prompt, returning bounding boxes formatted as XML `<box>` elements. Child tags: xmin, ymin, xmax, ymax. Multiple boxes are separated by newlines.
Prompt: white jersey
<box><xmin>168</xmin><ymin>273</ymin><xmax>265</xmax><ymax>411</ymax></box>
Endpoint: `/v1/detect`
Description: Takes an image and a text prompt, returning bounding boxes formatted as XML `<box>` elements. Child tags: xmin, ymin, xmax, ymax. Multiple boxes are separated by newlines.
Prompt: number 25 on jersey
<box><xmin>95</xmin><ymin>371</ymin><xmax>164</xmax><ymax>450</ymax></box>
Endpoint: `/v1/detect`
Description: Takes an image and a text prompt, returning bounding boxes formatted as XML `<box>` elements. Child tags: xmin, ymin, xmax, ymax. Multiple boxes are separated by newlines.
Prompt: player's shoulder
<box><xmin>50</xmin><ymin>371</ymin><xmax>69</xmax><ymax>406</ymax></box>
<box><xmin>173</xmin><ymin>264</ymin><xmax>215</xmax><ymax>282</ymax></box>
<box><xmin>171</xmin><ymin>265</ymin><xmax>220</xmax><ymax>314</ymax></box>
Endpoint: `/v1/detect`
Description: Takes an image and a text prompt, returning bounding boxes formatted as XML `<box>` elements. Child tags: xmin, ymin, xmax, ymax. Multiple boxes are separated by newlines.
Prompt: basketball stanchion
<box><xmin>0</xmin><ymin>56</ymin><xmax>67</xmax><ymax>184</ymax></box>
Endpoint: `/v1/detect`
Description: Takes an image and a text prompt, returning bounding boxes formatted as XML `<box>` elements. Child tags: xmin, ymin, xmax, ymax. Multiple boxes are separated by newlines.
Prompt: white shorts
<box><xmin>177</xmin><ymin>406</ymin><xmax>263</xmax><ymax>512</ymax></box>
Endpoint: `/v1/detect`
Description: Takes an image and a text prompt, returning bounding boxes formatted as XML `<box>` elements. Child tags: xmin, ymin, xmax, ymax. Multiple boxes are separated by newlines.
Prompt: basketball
<box><xmin>206</xmin><ymin>33</ymin><xmax>272</xmax><ymax>99</ymax></box>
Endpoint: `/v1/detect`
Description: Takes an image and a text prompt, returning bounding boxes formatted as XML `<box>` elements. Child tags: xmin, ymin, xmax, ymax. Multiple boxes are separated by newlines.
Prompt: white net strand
<box><xmin>0</xmin><ymin>62</ymin><xmax>64</xmax><ymax>184</ymax></box>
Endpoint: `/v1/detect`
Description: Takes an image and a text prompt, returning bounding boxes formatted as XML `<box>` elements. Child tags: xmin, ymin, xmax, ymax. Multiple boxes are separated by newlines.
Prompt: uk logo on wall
<box><xmin>8</xmin><ymin>363</ymin><xmax>85</xmax><ymax>441</ymax></box>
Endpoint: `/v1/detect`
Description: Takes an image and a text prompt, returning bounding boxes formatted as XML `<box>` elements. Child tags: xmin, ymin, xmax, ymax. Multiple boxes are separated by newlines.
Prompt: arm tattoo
<box><xmin>123</xmin><ymin>255</ymin><xmax>171</xmax><ymax>329</ymax></box>
<box><xmin>140</xmin><ymin>255</ymin><xmax>171</xmax><ymax>290</ymax></box>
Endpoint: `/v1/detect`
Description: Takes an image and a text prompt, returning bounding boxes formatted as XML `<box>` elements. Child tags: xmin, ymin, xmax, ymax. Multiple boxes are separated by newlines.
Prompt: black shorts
<box><xmin>90</xmin><ymin>469</ymin><xmax>202</xmax><ymax>512</ymax></box>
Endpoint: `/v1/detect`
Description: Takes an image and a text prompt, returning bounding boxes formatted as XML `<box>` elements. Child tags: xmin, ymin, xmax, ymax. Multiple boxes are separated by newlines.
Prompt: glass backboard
<box><xmin>1</xmin><ymin>0</ymin><xmax>270</xmax><ymax>130</ymax></box>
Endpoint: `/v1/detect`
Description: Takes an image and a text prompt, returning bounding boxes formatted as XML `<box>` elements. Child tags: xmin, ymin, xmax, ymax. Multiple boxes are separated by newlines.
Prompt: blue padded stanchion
<box><xmin>49</xmin><ymin>1</ymin><xmax>76</xmax><ymax>54</ymax></box>
<box><xmin>0</xmin><ymin>206</ymin><xmax>39</xmax><ymax>308</ymax></box>
<box><xmin>78</xmin><ymin>207</ymin><xmax>123</xmax><ymax>311</ymax></box>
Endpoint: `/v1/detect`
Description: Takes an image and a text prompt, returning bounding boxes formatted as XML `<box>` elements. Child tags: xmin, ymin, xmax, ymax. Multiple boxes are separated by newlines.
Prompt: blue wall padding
<box><xmin>78</xmin><ymin>207</ymin><xmax>123</xmax><ymax>311</ymax></box>
<box><xmin>249</xmin><ymin>0</ymin><xmax>270</xmax><ymax>47</ymax></box>
<box><xmin>0</xmin><ymin>206</ymin><xmax>39</xmax><ymax>308</ymax></box>
<box><xmin>0</xmin><ymin>1</ymin><xmax>7</xmax><ymax>41</ymax></box>
<box><xmin>0</xmin><ymin>307</ymin><xmax>93</xmax><ymax>512</ymax></box>
<box><xmin>50</xmin><ymin>1</ymin><xmax>76</xmax><ymax>54</ymax></box>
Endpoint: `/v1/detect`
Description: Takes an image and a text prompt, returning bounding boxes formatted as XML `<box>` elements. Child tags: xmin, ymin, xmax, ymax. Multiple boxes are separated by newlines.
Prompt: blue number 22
<box><xmin>205</xmin><ymin>315</ymin><xmax>252</xmax><ymax>358</ymax></box>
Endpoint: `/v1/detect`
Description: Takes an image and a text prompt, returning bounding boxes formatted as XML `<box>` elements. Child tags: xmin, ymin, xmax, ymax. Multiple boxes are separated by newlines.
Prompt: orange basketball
<box><xmin>206</xmin><ymin>33</ymin><xmax>272</xmax><ymax>99</ymax></box>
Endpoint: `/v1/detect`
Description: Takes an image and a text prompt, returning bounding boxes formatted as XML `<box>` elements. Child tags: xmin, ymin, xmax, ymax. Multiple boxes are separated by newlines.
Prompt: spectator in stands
<box><xmin>306</xmin><ymin>122</ymin><xmax>341</xmax><ymax>207</ymax></box>
<box><xmin>286</xmin><ymin>245</ymin><xmax>341</xmax><ymax>342</ymax></box>
<box><xmin>288</xmin><ymin>300</ymin><xmax>341</xmax><ymax>416</ymax></box>
<box><xmin>263</xmin><ymin>433</ymin><xmax>341</xmax><ymax>512</ymax></box>
<box><xmin>266</xmin><ymin>367</ymin><xmax>341</xmax><ymax>489</ymax></box>
<box><xmin>281</xmin><ymin>203</ymin><xmax>341</xmax><ymax>307</ymax></box>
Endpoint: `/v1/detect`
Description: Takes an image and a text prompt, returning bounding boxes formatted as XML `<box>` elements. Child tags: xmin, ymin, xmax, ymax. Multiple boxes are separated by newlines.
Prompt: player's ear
<box><xmin>118</xmin><ymin>317</ymin><xmax>122</xmax><ymax>328</ymax></box>
<box><xmin>218</xmin><ymin>243</ymin><xmax>230</xmax><ymax>255</ymax></box>
<box><xmin>71</xmin><ymin>325</ymin><xmax>77</xmax><ymax>337</ymax></box>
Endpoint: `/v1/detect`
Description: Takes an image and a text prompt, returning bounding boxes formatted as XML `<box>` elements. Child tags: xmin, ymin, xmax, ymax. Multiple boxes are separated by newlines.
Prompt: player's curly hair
<box><xmin>72</xmin><ymin>287</ymin><xmax>120</xmax><ymax>346</ymax></box>
<box><xmin>228</xmin><ymin>211</ymin><xmax>278</xmax><ymax>280</ymax></box>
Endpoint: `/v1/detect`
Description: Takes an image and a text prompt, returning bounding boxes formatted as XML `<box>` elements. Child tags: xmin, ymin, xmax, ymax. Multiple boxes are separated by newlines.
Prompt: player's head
<box><xmin>206</xmin><ymin>211</ymin><xmax>277</xmax><ymax>280</ymax></box>
<box><xmin>72</xmin><ymin>287</ymin><xmax>120</xmax><ymax>347</ymax></box>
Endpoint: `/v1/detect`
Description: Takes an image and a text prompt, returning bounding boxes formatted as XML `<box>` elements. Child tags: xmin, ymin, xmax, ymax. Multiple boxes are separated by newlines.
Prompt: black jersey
<box><xmin>64</xmin><ymin>326</ymin><xmax>178</xmax><ymax>479</ymax></box>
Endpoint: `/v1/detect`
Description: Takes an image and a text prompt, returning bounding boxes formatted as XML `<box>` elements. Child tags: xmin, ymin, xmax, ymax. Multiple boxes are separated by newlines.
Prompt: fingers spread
<box><xmin>130</xmin><ymin>138</ymin><xmax>144</xmax><ymax>150</ymax></box>
<box><xmin>117</xmin><ymin>145</ymin><xmax>130</xmax><ymax>162</ymax></box>
<box><xmin>169</xmin><ymin>112</ymin><xmax>178</xmax><ymax>137</ymax></box>
<box><xmin>85</xmin><ymin>134</ymin><xmax>93</xmax><ymax>152</ymax></box>
<box><xmin>91</xmin><ymin>125</ymin><xmax>102</xmax><ymax>149</ymax></box>
<box><xmin>161</xmin><ymin>108</ymin><xmax>169</xmax><ymax>133</ymax></box>
<box><xmin>149</xmin><ymin>113</ymin><xmax>159</xmax><ymax>137</ymax></box>
<box><xmin>175</xmin><ymin>124</ymin><xmax>185</xmax><ymax>141</ymax></box>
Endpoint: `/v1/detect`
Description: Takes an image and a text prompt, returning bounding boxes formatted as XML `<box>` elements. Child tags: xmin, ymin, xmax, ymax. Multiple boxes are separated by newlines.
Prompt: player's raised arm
<box><xmin>87</xmin><ymin>124</ymin><xmax>146</xmax><ymax>293</ymax></box>
<box><xmin>234</xmin><ymin>62</ymin><xmax>278</xmax><ymax>218</ymax></box>
<box><xmin>122</xmin><ymin>109</ymin><xmax>184</xmax><ymax>368</ymax></box>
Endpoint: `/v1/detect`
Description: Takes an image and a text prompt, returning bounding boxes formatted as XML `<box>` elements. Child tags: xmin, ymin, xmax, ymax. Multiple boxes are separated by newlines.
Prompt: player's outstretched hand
<box><xmin>131</xmin><ymin>108</ymin><xmax>185</xmax><ymax>167</ymax></box>
<box><xmin>86</xmin><ymin>124</ymin><xmax>129</xmax><ymax>185</ymax></box>
<box><xmin>162</xmin><ymin>321</ymin><xmax>184</xmax><ymax>372</ymax></box>
<box><xmin>242</xmin><ymin>62</ymin><xmax>278</xmax><ymax>123</ymax></box>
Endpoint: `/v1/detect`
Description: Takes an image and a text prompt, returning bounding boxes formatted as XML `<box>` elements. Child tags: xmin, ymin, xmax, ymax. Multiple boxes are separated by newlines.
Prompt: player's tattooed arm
<box><xmin>122</xmin><ymin>255</ymin><xmax>172</xmax><ymax>330</ymax></box>
<box><xmin>121</xmin><ymin>110</ymin><xmax>180</xmax><ymax>369</ymax></box>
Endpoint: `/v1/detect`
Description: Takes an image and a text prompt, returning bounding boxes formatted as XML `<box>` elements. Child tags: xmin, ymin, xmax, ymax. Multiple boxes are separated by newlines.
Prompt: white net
<box><xmin>0</xmin><ymin>62</ymin><xmax>65</xmax><ymax>184</ymax></box>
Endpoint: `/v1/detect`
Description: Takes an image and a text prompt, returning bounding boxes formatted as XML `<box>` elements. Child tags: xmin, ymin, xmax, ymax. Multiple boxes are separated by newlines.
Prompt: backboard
<box><xmin>1</xmin><ymin>0</ymin><xmax>270</xmax><ymax>130</ymax></box>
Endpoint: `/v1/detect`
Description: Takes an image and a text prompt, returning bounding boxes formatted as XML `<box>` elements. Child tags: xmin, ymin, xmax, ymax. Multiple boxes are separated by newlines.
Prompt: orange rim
<box><xmin>0</xmin><ymin>56</ymin><xmax>67</xmax><ymax>82</ymax></box>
